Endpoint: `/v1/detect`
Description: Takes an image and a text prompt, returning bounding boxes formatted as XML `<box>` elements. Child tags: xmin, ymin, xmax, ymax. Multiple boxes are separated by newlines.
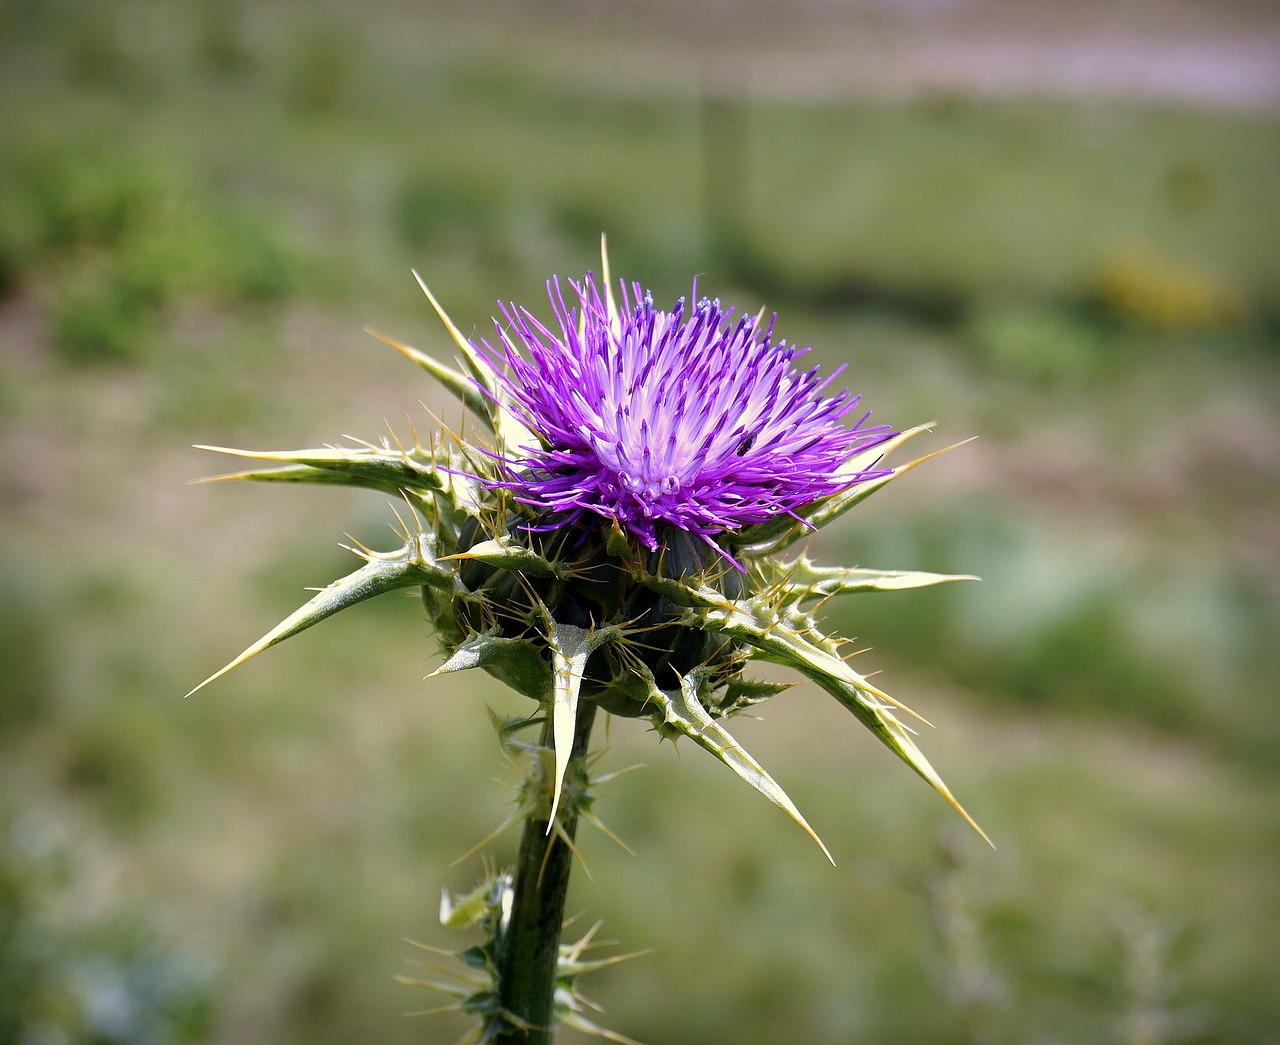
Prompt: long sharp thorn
<box><xmin>410</xmin><ymin>273</ymin><xmax>474</xmax><ymax>363</ymax></box>
<box><xmin>600</xmin><ymin>233</ymin><xmax>619</xmax><ymax>328</ymax></box>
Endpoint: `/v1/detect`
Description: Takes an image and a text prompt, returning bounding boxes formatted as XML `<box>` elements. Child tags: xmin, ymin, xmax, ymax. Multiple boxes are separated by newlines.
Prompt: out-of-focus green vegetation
<box><xmin>1</xmin><ymin>1</ymin><xmax>1277</xmax><ymax>1042</ymax></box>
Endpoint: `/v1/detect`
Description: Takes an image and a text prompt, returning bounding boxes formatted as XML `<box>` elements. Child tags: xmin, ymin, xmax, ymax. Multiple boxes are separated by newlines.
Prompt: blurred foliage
<box><xmin>0</xmin><ymin>570</ymin><xmax>57</xmax><ymax>737</ymax></box>
<box><xmin>962</xmin><ymin>299</ymin><xmax>1110</xmax><ymax>386</ymax></box>
<box><xmin>0</xmin><ymin>817</ymin><xmax>216</xmax><ymax>1045</ymax></box>
<box><xmin>0</xmin><ymin>147</ymin><xmax>305</xmax><ymax>363</ymax></box>
<box><xmin>283</xmin><ymin>31</ymin><xmax>356</xmax><ymax>115</ymax></box>
<box><xmin>1094</xmin><ymin>242</ymin><xmax>1245</xmax><ymax>333</ymax></box>
<box><xmin>1</xmin><ymin>1</ymin><xmax>1277</xmax><ymax>1042</ymax></box>
<box><xmin>192</xmin><ymin>1</ymin><xmax>254</xmax><ymax>80</ymax></box>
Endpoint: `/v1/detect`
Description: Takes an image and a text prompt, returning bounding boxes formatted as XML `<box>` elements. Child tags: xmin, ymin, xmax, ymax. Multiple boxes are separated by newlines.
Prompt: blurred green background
<box><xmin>2</xmin><ymin>1</ymin><xmax>1278</xmax><ymax>1042</ymax></box>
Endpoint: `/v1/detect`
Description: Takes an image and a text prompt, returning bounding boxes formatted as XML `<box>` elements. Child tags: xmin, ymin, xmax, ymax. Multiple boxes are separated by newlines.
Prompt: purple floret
<box><xmin>474</xmin><ymin>274</ymin><xmax>895</xmax><ymax>556</ymax></box>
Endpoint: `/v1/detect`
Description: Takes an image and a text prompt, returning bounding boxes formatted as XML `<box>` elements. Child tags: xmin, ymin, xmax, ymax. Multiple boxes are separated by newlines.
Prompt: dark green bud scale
<box><xmin>454</xmin><ymin>515</ymin><xmax>746</xmax><ymax>716</ymax></box>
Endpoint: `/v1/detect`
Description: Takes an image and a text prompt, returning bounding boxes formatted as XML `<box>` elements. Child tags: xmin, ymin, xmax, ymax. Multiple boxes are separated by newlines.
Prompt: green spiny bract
<box><xmin>189</xmin><ymin>242</ymin><xmax>986</xmax><ymax>861</ymax></box>
<box><xmin>402</xmin><ymin>860</ymin><xmax>647</xmax><ymax>1045</ymax></box>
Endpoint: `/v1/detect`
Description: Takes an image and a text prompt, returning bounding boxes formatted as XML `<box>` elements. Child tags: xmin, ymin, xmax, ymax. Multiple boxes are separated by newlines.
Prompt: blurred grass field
<box><xmin>2</xmin><ymin>1</ymin><xmax>1278</xmax><ymax>1043</ymax></box>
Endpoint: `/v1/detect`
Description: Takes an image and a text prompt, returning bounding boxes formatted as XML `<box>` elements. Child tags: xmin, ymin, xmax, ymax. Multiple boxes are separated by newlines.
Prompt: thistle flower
<box><xmin>189</xmin><ymin>239</ymin><xmax>983</xmax><ymax>1043</ymax></box>
<box><xmin>478</xmin><ymin>275</ymin><xmax>895</xmax><ymax>561</ymax></box>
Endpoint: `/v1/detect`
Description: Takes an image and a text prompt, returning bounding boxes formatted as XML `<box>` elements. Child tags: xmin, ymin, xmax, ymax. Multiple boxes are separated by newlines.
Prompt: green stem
<box><xmin>492</xmin><ymin>700</ymin><xmax>598</xmax><ymax>1045</ymax></box>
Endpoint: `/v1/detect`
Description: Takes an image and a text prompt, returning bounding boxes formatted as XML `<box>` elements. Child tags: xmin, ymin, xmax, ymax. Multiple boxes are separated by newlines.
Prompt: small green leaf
<box><xmin>777</xmin><ymin>557</ymin><xmax>978</xmax><ymax>603</ymax></box>
<box><xmin>637</xmin><ymin>571</ymin><xmax>989</xmax><ymax>845</ymax></box>
<box><xmin>605</xmin><ymin>520</ymin><xmax>634</xmax><ymax>561</ymax></box>
<box><xmin>637</xmin><ymin>665</ymin><xmax>833</xmax><ymax>863</ymax></box>
<box><xmin>196</xmin><ymin>459</ymin><xmax>390</xmax><ymax>491</ymax></box>
<box><xmin>195</xmin><ymin>440</ymin><xmax>484</xmax><ymax>547</ymax></box>
<box><xmin>545</xmin><ymin>623</ymin><xmax>617</xmax><ymax>829</ymax></box>
<box><xmin>366</xmin><ymin>327</ymin><xmax>492</xmax><ymax>427</ymax></box>
<box><xmin>187</xmin><ymin>535</ymin><xmax>458</xmax><ymax>697</ymax></box>
<box><xmin>430</xmin><ymin>629</ymin><xmax>551</xmax><ymax>702</ymax></box>
<box><xmin>739</xmin><ymin>426</ymin><xmax>974</xmax><ymax>557</ymax></box>
<box><xmin>442</xmin><ymin>536</ymin><xmax>560</xmax><ymax>578</ymax></box>
<box><xmin>599</xmin><ymin>233</ymin><xmax>620</xmax><ymax>330</ymax></box>
<box><xmin>716</xmin><ymin>676</ymin><xmax>792</xmax><ymax>717</ymax></box>
<box><xmin>439</xmin><ymin>874</ymin><xmax>510</xmax><ymax>930</ymax></box>
<box><xmin>801</xmin><ymin>432</ymin><xmax>975</xmax><ymax>540</ymax></box>
<box><xmin>412</xmin><ymin>270</ymin><xmax>501</xmax><ymax>401</ymax></box>
<box><xmin>195</xmin><ymin>442</ymin><xmax>457</xmax><ymax>496</ymax></box>
<box><xmin>412</xmin><ymin>270</ymin><xmax>538</xmax><ymax>457</ymax></box>
<box><xmin>686</xmin><ymin>595</ymin><xmax>990</xmax><ymax>845</ymax></box>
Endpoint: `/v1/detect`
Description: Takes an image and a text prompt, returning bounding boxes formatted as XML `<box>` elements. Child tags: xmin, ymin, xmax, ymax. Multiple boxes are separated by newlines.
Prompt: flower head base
<box><xmin>480</xmin><ymin>277</ymin><xmax>895</xmax><ymax>561</ymax></box>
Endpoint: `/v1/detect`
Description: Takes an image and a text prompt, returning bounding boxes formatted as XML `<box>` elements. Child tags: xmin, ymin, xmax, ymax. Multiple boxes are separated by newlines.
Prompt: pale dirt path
<box><xmin>437</xmin><ymin>0</ymin><xmax>1280</xmax><ymax>110</ymax></box>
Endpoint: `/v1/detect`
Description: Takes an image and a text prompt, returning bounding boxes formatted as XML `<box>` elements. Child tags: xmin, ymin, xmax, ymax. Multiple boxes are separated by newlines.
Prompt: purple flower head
<box><xmin>476</xmin><ymin>274</ymin><xmax>896</xmax><ymax>559</ymax></box>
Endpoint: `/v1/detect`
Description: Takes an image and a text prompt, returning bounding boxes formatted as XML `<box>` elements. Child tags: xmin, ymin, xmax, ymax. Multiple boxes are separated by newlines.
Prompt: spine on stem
<box><xmin>491</xmin><ymin>702</ymin><xmax>598</xmax><ymax>1045</ymax></box>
